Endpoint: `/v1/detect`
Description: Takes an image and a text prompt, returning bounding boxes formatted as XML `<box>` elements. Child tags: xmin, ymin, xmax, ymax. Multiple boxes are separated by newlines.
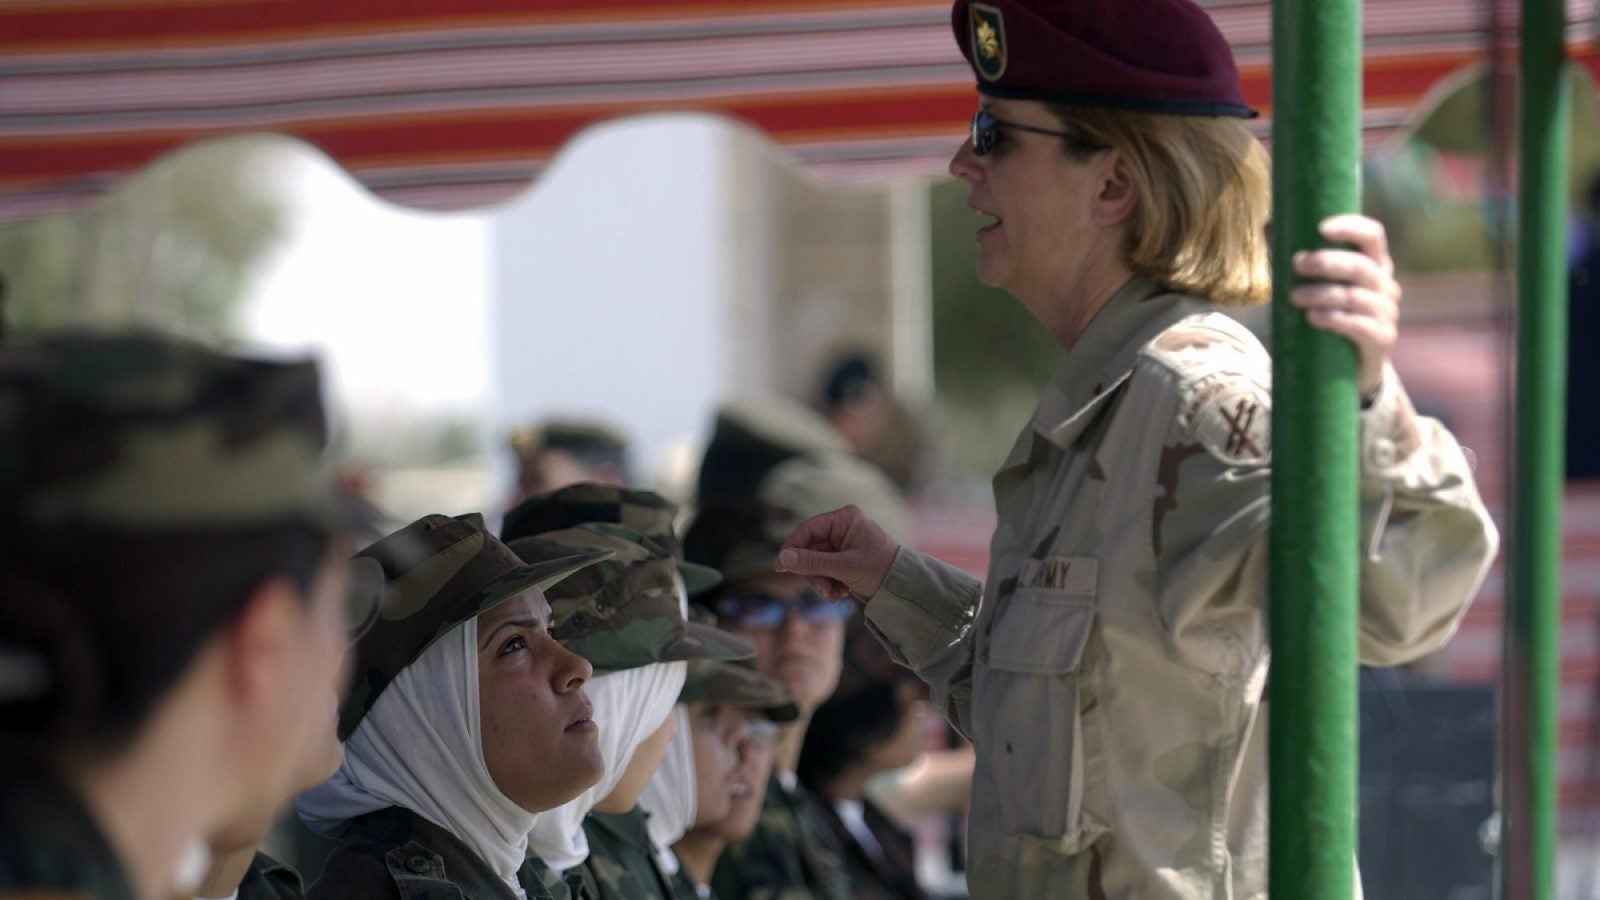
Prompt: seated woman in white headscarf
<box><xmin>296</xmin><ymin>515</ymin><xmax>611</xmax><ymax>900</ymax></box>
<box><xmin>643</xmin><ymin>660</ymin><xmax>799</xmax><ymax>900</ymax></box>
<box><xmin>494</xmin><ymin>491</ymin><xmax>754</xmax><ymax>897</ymax></box>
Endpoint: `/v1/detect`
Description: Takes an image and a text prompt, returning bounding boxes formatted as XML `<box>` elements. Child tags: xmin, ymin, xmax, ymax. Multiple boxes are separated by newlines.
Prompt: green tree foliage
<box><xmin>0</xmin><ymin>136</ymin><xmax>288</xmax><ymax>340</ymax></box>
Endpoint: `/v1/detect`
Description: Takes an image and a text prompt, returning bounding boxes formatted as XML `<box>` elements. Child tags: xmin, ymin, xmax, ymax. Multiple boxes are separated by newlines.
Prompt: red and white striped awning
<box><xmin>2</xmin><ymin>0</ymin><xmax>1596</xmax><ymax>222</ymax></box>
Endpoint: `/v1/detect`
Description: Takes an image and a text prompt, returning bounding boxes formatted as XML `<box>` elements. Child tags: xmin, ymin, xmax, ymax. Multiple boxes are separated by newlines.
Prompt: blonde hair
<box><xmin>1049</xmin><ymin>106</ymin><xmax>1271</xmax><ymax>305</ymax></box>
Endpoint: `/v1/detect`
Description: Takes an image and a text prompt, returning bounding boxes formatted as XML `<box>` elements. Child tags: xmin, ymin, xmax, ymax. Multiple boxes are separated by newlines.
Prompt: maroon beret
<box><xmin>952</xmin><ymin>0</ymin><xmax>1256</xmax><ymax>118</ymax></box>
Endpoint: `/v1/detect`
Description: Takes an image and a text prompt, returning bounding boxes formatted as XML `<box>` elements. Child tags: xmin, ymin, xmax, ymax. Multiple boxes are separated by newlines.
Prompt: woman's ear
<box><xmin>1094</xmin><ymin>154</ymin><xmax>1139</xmax><ymax>227</ymax></box>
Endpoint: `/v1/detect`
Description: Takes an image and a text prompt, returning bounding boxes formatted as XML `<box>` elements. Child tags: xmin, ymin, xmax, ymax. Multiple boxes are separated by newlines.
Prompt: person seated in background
<box><xmin>815</xmin><ymin>353</ymin><xmax>931</xmax><ymax>493</ymax></box>
<box><xmin>683</xmin><ymin>400</ymin><xmax>912</xmax><ymax>900</ymax></box>
<box><xmin>798</xmin><ymin>643</ymin><xmax>932</xmax><ymax>900</ymax></box>
<box><xmin>508</xmin><ymin>418</ymin><xmax>632</xmax><ymax>505</ymax></box>
<box><xmin>655</xmin><ymin>660</ymin><xmax>799</xmax><ymax>900</ymax></box>
<box><xmin>297</xmin><ymin>515</ymin><xmax>609</xmax><ymax>899</ymax></box>
<box><xmin>0</xmin><ymin>334</ymin><xmax>355</xmax><ymax>900</ymax></box>
<box><xmin>499</xmin><ymin>484</ymin><xmax>754</xmax><ymax>898</ymax></box>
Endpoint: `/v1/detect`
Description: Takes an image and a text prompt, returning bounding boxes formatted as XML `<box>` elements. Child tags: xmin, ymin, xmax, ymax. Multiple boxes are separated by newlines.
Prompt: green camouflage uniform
<box><xmin>575</xmin><ymin>806</ymin><xmax>678</xmax><ymax>900</ymax></box>
<box><xmin>669</xmin><ymin>866</ymin><xmax>704</xmax><ymax>900</ymax></box>
<box><xmin>236</xmin><ymin>852</ymin><xmax>306</xmax><ymax>900</ymax></box>
<box><xmin>863</xmin><ymin>278</ymin><xmax>1499</xmax><ymax>899</ymax></box>
<box><xmin>309</xmin><ymin>516</ymin><xmax>611</xmax><ymax>899</ymax></box>
<box><xmin>0</xmin><ymin>334</ymin><xmax>343</xmax><ymax>899</ymax></box>
<box><xmin>709</xmin><ymin>776</ymin><xmax>852</xmax><ymax>900</ymax></box>
<box><xmin>309</xmin><ymin>806</ymin><xmax>562</xmax><ymax>900</ymax></box>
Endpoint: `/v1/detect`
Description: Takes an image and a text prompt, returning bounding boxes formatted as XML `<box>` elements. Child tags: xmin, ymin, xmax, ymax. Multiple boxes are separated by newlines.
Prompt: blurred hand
<box><xmin>1290</xmin><ymin>213</ymin><xmax>1401</xmax><ymax>397</ymax></box>
<box><xmin>776</xmin><ymin>505</ymin><xmax>900</xmax><ymax>602</ymax></box>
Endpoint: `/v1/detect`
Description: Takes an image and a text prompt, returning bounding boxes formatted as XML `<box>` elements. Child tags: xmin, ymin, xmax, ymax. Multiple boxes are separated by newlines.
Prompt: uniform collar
<box><xmin>1030</xmin><ymin>276</ymin><xmax>1207</xmax><ymax>450</ymax></box>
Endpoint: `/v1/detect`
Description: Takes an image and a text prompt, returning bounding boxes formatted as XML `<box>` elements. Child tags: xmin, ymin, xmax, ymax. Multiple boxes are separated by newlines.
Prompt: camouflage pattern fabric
<box><xmin>339</xmin><ymin>515</ymin><xmax>610</xmax><ymax>739</ymax></box>
<box><xmin>308</xmin><ymin>805</ymin><xmax>540</xmax><ymax>900</ymax></box>
<box><xmin>573</xmin><ymin>806</ymin><xmax>677</xmax><ymax>900</ymax></box>
<box><xmin>679</xmin><ymin>659</ymin><xmax>798</xmax><ymax>723</ymax></box>
<box><xmin>510</xmin><ymin>524</ymin><xmax>752</xmax><ymax>673</ymax></box>
<box><xmin>519</xmin><ymin>854</ymin><xmax>591</xmax><ymax>900</ymax></box>
<box><xmin>501</xmin><ymin>483</ymin><xmax>719</xmax><ymax>594</ymax></box>
<box><xmin>0</xmin><ymin>332</ymin><xmax>336</xmax><ymax>531</ymax></box>
<box><xmin>0</xmin><ymin>771</ymin><xmax>135</xmax><ymax>900</ymax></box>
<box><xmin>235</xmin><ymin>852</ymin><xmax>305</xmax><ymax>900</ymax></box>
<box><xmin>863</xmin><ymin>276</ymin><xmax>1498</xmax><ymax>898</ymax></box>
<box><xmin>709</xmin><ymin>775</ymin><xmax>851</xmax><ymax>900</ymax></box>
<box><xmin>668</xmin><ymin>866</ymin><xmax>703</xmax><ymax>900</ymax></box>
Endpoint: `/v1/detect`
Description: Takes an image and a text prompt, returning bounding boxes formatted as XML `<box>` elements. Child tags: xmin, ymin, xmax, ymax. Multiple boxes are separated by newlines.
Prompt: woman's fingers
<box><xmin>1289</xmin><ymin>215</ymin><xmax>1403</xmax><ymax>396</ymax></box>
<box><xmin>778</xmin><ymin>506</ymin><xmax>899</xmax><ymax>600</ymax></box>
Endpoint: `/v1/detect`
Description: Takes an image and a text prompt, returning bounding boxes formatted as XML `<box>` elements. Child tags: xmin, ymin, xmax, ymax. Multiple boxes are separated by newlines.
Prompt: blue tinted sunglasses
<box><xmin>714</xmin><ymin>590</ymin><xmax>854</xmax><ymax>631</ymax></box>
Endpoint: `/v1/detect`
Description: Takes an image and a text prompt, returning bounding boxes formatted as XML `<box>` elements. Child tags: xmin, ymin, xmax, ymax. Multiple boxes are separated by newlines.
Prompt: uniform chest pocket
<box><xmin>979</xmin><ymin>585</ymin><xmax>1105</xmax><ymax>851</ymax></box>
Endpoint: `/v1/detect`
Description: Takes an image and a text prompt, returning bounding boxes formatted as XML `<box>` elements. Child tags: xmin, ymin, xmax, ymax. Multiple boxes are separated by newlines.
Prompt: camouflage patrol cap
<box><xmin>508</xmin><ymin>523</ymin><xmax>753</xmax><ymax>673</ymax></box>
<box><xmin>501</xmin><ymin>483</ymin><xmax>720</xmax><ymax>595</ymax></box>
<box><xmin>339</xmin><ymin>513</ymin><xmax>611</xmax><ymax>740</ymax></box>
<box><xmin>0</xmin><ymin>332</ymin><xmax>340</xmax><ymax>530</ymax></box>
<box><xmin>680</xmin><ymin>660</ymin><xmax>799</xmax><ymax>723</ymax></box>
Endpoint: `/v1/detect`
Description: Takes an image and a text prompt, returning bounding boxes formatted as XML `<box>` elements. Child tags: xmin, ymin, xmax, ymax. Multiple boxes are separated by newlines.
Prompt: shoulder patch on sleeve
<box><xmin>1182</xmin><ymin>375</ymin><xmax>1272</xmax><ymax>466</ymax></box>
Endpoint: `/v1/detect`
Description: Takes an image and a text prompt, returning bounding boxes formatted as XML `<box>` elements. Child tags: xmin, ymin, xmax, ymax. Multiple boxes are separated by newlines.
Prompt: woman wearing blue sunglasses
<box><xmin>776</xmin><ymin>0</ymin><xmax>1498</xmax><ymax>897</ymax></box>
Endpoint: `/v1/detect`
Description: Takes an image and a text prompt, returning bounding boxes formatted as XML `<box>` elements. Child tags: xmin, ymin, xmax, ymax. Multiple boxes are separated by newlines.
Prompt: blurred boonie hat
<box><xmin>0</xmin><ymin>332</ymin><xmax>345</xmax><ymax>531</ymax></box>
<box><xmin>680</xmin><ymin>659</ymin><xmax>799</xmax><ymax>723</ymax></box>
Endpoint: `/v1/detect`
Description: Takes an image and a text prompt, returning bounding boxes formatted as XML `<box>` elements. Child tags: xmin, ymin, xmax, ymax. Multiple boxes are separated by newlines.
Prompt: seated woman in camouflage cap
<box><xmin>498</xmin><ymin>483</ymin><xmax>755</xmax><ymax>899</ymax></box>
<box><xmin>296</xmin><ymin>514</ymin><xmax>611</xmax><ymax>900</ymax></box>
<box><xmin>642</xmin><ymin>659</ymin><xmax>799</xmax><ymax>900</ymax></box>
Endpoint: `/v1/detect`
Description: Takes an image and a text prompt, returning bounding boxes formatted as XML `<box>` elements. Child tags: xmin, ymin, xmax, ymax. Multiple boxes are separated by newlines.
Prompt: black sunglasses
<box><xmin>969</xmin><ymin>109</ymin><xmax>1106</xmax><ymax>157</ymax></box>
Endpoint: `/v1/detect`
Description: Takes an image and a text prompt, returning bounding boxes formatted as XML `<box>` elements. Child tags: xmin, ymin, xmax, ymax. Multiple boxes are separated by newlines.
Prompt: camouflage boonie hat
<box><xmin>0</xmin><ymin>332</ymin><xmax>341</xmax><ymax>530</ymax></box>
<box><xmin>340</xmin><ymin>513</ymin><xmax>610</xmax><ymax>740</ymax></box>
<box><xmin>680</xmin><ymin>660</ymin><xmax>799</xmax><ymax>723</ymax></box>
<box><xmin>502</xmin><ymin>483</ymin><xmax>720</xmax><ymax>595</ymax></box>
<box><xmin>508</xmin><ymin>523</ymin><xmax>752</xmax><ymax>673</ymax></box>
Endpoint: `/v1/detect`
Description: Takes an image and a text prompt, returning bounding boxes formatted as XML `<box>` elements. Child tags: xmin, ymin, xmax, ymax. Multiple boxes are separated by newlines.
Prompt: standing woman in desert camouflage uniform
<box><xmin>777</xmin><ymin>0</ymin><xmax>1500</xmax><ymax>897</ymax></box>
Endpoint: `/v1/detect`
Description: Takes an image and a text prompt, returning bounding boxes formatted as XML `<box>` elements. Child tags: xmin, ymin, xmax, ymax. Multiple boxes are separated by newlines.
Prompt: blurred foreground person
<box><xmin>508</xmin><ymin>419</ymin><xmax>631</xmax><ymax>505</ymax></box>
<box><xmin>501</xmin><ymin>484</ymin><xmax>754</xmax><ymax>898</ymax></box>
<box><xmin>657</xmin><ymin>661</ymin><xmax>799</xmax><ymax>900</ymax></box>
<box><xmin>297</xmin><ymin>516</ymin><xmax>609</xmax><ymax>899</ymax></box>
<box><xmin>777</xmin><ymin>0</ymin><xmax>1499</xmax><ymax>896</ymax></box>
<box><xmin>0</xmin><ymin>334</ymin><xmax>353</xmax><ymax>900</ymax></box>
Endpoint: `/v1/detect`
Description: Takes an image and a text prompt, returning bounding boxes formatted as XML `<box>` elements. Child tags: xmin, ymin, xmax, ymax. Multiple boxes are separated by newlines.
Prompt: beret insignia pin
<box><xmin>970</xmin><ymin>4</ymin><xmax>1007</xmax><ymax>82</ymax></box>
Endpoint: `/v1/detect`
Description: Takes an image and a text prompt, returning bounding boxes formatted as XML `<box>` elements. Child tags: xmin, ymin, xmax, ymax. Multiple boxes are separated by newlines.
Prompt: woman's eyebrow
<box><xmin>479</xmin><ymin>617</ymin><xmax>539</xmax><ymax>650</ymax></box>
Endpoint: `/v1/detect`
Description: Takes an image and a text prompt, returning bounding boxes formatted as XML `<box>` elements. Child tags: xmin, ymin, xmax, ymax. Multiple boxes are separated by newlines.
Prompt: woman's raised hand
<box><xmin>777</xmin><ymin>505</ymin><xmax>901</xmax><ymax>602</ymax></box>
<box><xmin>1290</xmin><ymin>214</ymin><xmax>1402</xmax><ymax>398</ymax></box>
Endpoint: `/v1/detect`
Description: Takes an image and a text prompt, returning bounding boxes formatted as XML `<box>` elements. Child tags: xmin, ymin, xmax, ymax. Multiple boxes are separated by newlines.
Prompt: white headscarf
<box><xmin>525</xmin><ymin>661</ymin><xmax>687</xmax><ymax>872</ymax></box>
<box><xmin>638</xmin><ymin>706</ymin><xmax>697</xmax><ymax>874</ymax></box>
<box><xmin>296</xmin><ymin>619</ymin><xmax>535</xmax><ymax>898</ymax></box>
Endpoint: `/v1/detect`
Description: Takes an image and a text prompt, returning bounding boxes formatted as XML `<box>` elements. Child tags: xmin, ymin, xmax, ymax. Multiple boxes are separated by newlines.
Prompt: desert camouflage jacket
<box><xmin>710</xmin><ymin>775</ymin><xmax>851</xmax><ymax>900</ymax></box>
<box><xmin>864</xmin><ymin>277</ymin><xmax>1498</xmax><ymax>899</ymax></box>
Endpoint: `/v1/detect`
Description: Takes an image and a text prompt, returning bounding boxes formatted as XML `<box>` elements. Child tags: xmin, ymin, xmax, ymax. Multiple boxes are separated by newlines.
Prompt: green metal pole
<box><xmin>1269</xmin><ymin>0</ymin><xmax>1362</xmax><ymax>897</ymax></box>
<box><xmin>1506</xmin><ymin>0</ymin><xmax>1568</xmax><ymax>897</ymax></box>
